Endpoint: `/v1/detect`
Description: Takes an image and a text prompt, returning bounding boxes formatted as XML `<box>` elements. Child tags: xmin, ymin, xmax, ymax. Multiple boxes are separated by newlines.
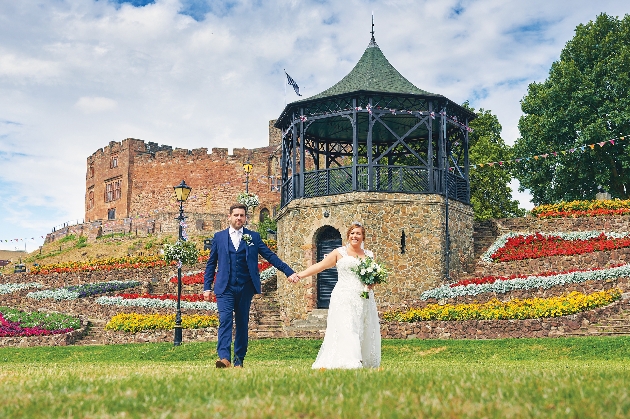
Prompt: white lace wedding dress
<box><xmin>311</xmin><ymin>246</ymin><xmax>381</xmax><ymax>369</ymax></box>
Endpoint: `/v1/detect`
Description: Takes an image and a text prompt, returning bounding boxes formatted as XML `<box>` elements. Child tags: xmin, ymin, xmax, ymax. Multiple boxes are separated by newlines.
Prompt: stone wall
<box><xmin>275</xmin><ymin>192</ymin><xmax>474</xmax><ymax>322</ymax></box>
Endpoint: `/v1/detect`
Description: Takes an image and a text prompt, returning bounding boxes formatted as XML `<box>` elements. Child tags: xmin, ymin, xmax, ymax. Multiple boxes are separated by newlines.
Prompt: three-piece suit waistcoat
<box><xmin>228</xmin><ymin>240</ymin><xmax>252</xmax><ymax>286</ymax></box>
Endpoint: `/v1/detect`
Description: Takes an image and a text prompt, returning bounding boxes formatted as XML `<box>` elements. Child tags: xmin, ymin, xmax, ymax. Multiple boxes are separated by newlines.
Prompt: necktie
<box><xmin>231</xmin><ymin>230</ymin><xmax>241</xmax><ymax>250</ymax></box>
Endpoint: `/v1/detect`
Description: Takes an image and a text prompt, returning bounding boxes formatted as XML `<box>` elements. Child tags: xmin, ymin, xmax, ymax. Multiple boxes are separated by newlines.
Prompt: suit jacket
<box><xmin>204</xmin><ymin>227</ymin><xmax>294</xmax><ymax>295</ymax></box>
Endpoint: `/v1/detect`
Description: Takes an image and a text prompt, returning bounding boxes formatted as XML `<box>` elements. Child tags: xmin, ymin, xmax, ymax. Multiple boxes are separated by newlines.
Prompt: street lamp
<box><xmin>243</xmin><ymin>159</ymin><xmax>253</xmax><ymax>193</ymax></box>
<box><xmin>173</xmin><ymin>179</ymin><xmax>192</xmax><ymax>346</ymax></box>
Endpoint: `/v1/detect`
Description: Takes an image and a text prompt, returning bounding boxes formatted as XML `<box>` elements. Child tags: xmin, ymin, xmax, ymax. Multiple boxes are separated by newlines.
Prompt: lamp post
<box><xmin>173</xmin><ymin>180</ymin><xmax>192</xmax><ymax>346</ymax></box>
<box><xmin>243</xmin><ymin>159</ymin><xmax>253</xmax><ymax>193</ymax></box>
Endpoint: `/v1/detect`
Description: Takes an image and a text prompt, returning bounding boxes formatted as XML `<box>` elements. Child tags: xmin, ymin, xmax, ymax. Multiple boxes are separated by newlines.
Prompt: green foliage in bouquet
<box><xmin>162</xmin><ymin>240</ymin><xmax>199</xmax><ymax>266</ymax></box>
<box><xmin>351</xmin><ymin>256</ymin><xmax>388</xmax><ymax>299</ymax></box>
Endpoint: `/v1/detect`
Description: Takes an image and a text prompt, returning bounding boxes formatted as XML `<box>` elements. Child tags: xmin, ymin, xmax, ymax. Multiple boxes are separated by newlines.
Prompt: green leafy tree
<box><xmin>514</xmin><ymin>13</ymin><xmax>630</xmax><ymax>204</ymax></box>
<box><xmin>465</xmin><ymin>103</ymin><xmax>525</xmax><ymax>220</ymax></box>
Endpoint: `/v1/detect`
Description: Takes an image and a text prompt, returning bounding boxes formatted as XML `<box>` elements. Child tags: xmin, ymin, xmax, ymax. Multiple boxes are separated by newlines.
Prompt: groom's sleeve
<box><xmin>204</xmin><ymin>234</ymin><xmax>219</xmax><ymax>291</ymax></box>
<box><xmin>258</xmin><ymin>237</ymin><xmax>295</xmax><ymax>277</ymax></box>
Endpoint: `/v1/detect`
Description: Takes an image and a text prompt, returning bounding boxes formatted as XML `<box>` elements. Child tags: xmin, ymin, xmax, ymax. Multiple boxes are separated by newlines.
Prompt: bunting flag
<box><xmin>1</xmin><ymin>236</ymin><xmax>45</xmax><ymax>243</ymax></box>
<box><xmin>470</xmin><ymin>135</ymin><xmax>627</xmax><ymax>170</ymax></box>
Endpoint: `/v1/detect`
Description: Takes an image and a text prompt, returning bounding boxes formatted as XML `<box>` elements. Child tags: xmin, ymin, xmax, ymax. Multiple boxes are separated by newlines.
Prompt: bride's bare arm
<box><xmin>296</xmin><ymin>249</ymin><xmax>340</xmax><ymax>279</ymax></box>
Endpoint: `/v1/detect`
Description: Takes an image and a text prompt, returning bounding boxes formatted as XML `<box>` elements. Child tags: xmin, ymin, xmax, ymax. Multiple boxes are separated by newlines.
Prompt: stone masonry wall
<box><xmin>276</xmin><ymin>192</ymin><xmax>474</xmax><ymax>322</ymax></box>
<box><xmin>130</xmin><ymin>145</ymin><xmax>280</xmax><ymax>225</ymax></box>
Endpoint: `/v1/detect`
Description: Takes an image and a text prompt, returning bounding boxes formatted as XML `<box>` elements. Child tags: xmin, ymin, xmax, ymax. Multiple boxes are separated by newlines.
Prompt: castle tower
<box><xmin>275</xmin><ymin>35</ymin><xmax>476</xmax><ymax>320</ymax></box>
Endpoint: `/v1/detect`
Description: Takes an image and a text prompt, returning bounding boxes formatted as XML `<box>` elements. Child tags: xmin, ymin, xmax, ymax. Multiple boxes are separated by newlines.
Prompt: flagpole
<box><xmin>283</xmin><ymin>69</ymin><xmax>287</xmax><ymax>107</ymax></box>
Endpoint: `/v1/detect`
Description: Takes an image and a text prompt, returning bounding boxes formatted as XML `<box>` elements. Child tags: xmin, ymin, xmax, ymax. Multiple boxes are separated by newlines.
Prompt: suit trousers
<box><xmin>215</xmin><ymin>281</ymin><xmax>256</xmax><ymax>365</ymax></box>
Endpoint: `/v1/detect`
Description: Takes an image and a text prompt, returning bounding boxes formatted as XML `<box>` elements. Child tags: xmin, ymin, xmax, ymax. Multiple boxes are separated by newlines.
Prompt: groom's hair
<box><xmin>229</xmin><ymin>203</ymin><xmax>247</xmax><ymax>215</ymax></box>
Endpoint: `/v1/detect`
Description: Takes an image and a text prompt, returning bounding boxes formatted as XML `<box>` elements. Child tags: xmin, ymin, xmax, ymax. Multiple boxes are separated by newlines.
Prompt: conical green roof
<box><xmin>302</xmin><ymin>38</ymin><xmax>439</xmax><ymax>101</ymax></box>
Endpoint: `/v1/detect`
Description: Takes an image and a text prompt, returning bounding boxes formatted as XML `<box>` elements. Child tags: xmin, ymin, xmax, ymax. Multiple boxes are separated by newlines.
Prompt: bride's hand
<box><xmin>367</xmin><ymin>284</ymin><xmax>374</xmax><ymax>290</ymax></box>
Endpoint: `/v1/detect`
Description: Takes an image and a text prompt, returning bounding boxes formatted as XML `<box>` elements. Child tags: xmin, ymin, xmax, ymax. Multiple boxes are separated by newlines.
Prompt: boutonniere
<box><xmin>242</xmin><ymin>234</ymin><xmax>254</xmax><ymax>246</ymax></box>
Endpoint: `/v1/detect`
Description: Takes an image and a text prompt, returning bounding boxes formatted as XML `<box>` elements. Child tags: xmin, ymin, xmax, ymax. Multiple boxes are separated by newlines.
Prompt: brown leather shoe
<box><xmin>215</xmin><ymin>359</ymin><xmax>231</xmax><ymax>368</ymax></box>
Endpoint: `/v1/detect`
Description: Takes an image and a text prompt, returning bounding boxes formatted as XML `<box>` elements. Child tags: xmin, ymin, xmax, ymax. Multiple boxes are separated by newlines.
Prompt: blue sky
<box><xmin>0</xmin><ymin>0</ymin><xmax>628</xmax><ymax>251</ymax></box>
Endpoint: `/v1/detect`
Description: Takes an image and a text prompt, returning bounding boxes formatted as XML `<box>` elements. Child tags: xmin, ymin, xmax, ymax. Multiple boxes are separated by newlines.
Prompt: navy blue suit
<box><xmin>204</xmin><ymin>228</ymin><xmax>294</xmax><ymax>365</ymax></box>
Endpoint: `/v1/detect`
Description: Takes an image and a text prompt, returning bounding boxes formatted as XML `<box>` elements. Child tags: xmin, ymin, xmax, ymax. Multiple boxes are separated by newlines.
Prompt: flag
<box><xmin>285</xmin><ymin>71</ymin><xmax>302</xmax><ymax>96</ymax></box>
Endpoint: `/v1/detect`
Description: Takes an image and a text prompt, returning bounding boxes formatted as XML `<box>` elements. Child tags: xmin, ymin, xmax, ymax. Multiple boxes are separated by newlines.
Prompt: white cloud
<box><xmin>75</xmin><ymin>96</ymin><xmax>118</xmax><ymax>114</ymax></box>
<box><xmin>0</xmin><ymin>0</ymin><xmax>628</xmax><ymax>251</ymax></box>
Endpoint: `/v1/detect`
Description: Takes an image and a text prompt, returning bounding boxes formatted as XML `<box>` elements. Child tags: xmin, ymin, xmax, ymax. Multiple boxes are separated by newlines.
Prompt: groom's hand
<box><xmin>203</xmin><ymin>290</ymin><xmax>213</xmax><ymax>301</ymax></box>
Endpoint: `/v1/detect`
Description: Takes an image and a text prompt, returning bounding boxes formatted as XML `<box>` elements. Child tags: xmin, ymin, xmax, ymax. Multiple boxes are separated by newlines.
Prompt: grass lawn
<box><xmin>0</xmin><ymin>337</ymin><xmax>629</xmax><ymax>418</ymax></box>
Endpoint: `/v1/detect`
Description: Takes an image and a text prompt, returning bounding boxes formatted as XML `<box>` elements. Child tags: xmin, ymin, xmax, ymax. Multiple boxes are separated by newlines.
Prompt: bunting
<box><xmin>0</xmin><ymin>236</ymin><xmax>45</xmax><ymax>243</ymax></box>
<box><xmin>471</xmin><ymin>135</ymin><xmax>627</xmax><ymax>170</ymax></box>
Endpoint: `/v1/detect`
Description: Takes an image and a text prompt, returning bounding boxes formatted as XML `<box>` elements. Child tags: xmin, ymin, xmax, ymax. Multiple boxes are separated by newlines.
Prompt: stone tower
<box><xmin>274</xmin><ymin>36</ymin><xmax>476</xmax><ymax>320</ymax></box>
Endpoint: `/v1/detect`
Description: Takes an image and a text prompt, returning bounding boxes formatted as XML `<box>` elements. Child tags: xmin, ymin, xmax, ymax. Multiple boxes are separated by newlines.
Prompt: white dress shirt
<box><xmin>229</xmin><ymin>227</ymin><xmax>243</xmax><ymax>250</ymax></box>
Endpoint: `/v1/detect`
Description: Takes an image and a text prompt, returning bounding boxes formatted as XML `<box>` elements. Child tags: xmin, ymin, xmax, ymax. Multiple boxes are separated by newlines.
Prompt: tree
<box><xmin>514</xmin><ymin>13</ymin><xmax>630</xmax><ymax>204</ymax></box>
<box><xmin>464</xmin><ymin>103</ymin><xmax>525</xmax><ymax>220</ymax></box>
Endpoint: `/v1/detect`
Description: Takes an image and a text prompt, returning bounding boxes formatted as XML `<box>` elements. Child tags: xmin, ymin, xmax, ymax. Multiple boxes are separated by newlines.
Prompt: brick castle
<box><xmin>46</xmin><ymin>121</ymin><xmax>283</xmax><ymax>244</ymax></box>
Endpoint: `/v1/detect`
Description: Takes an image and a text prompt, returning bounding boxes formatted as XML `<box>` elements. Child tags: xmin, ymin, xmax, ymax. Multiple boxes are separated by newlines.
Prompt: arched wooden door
<box><xmin>316</xmin><ymin>226</ymin><xmax>342</xmax><ymax>309</ymax></box>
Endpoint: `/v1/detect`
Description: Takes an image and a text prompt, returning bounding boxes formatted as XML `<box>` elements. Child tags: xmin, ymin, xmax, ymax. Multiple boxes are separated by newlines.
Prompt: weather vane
<box><xmin>371</xmin><ymin>12</ymin><xmax>375</xmax><ymax>41</ymax></box>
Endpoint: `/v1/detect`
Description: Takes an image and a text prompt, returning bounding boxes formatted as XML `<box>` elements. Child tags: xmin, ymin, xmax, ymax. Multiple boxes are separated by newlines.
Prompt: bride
<box><xmin>295</xmin><ymin>222</ymin><xmax>381</xmax><ymax>369</ymax></box>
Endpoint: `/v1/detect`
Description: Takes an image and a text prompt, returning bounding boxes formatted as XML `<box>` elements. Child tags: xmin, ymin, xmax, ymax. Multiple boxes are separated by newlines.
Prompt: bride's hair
<box><xmin>346</xmin><ymin>222</ymin><xmax>365</xmax><ymax>239</ymax></box>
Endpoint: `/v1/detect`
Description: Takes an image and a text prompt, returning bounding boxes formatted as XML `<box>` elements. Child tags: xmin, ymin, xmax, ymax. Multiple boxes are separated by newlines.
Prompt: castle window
<box><xmin>87</xmin><ymin>190</ymin><xmax>94</xmax><ymax>210</ymax></box>
<box><xmin>108</xmin><ymin>208</ymin><xmax>116</xmax><ymax>220</ymax></box>
<box><xmin>88</xmin><ymin>163</ymin><xmax>94</xmax><ymax>179</ymax></box>
<box><xmin>113</xmin><ymin>179</ymin><xmax>121</xmax><ymax>200</ymax></box>
<box><xmin>110</xmin><ymin>155</ymin><xmax>118</xmax><ymax>168</ymax></box>
<box><xmin>105</xmin><ymin>178</ymin><xmax>122</xmax><ymax>202</ymax></box>
<box><xmin>270</xmin><ymin>176</ymin><xmax>280</xmax><ymax>191</ymax></box>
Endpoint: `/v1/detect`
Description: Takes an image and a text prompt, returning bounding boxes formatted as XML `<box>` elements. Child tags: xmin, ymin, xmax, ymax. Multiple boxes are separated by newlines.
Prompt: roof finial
<box><xmin>371</xmin><ymin>11</ymin><xmax>375</xmax><ymax>42</ymax></box>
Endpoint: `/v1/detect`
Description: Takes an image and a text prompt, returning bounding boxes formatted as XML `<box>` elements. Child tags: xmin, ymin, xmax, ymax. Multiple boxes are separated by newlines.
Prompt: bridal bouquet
<box><xmin>352</xmin><ymin>256</ymin><xmax>388</xmax><ymax>299</ymax></box>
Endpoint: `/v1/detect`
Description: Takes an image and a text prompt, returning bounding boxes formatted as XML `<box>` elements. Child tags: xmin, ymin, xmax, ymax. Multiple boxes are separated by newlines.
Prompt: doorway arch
<box><xmin>315</xmin><ymin>226</ymin><xmax>342</xmax><ymax>309</ymax></box>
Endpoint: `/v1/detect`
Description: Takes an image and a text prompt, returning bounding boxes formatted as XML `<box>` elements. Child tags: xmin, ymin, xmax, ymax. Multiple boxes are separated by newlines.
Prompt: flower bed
<box><xmin>30</xmin><ymin>255</ymin><xmax>167</xmax><ymax>275</ymax></box>
<box><xmin>384</xmin><ymin>289</ymin><xmax>621</xmax><ymax>322</ymax></box>
<box><xmin>105</xmin><ymin>313</ymin><xmax>218</xmax><ymax>333</ymax></box>
<box><xmin>169</xmin><ymin>271</ymin><xmax>205</xmax><ymax>285</ymax></box>
<box><xmin>0</xmin><ymin>307</ymin><xmax>79</xmax><ymax>337</ymax></box>
<box><xmin>482</xmin><ymin>231</ymin><xmax>630</xmax><ymax>263</ymax></box>
<box><xmin>26</xmin><ymin>280</ymin><xmax>140</xmax><ymax>300</ymax></box>
<box><xmin>0</xmin><ymin>282</ymin><xmax>42</xmax><ymax>294</ymax></box>
<box><xmin>96</xmin><ymin>294</ymin><xmax>217</xmax><ymax>311</ymax></box>
<box><xmin>421</xmin><ymin>264</ymin><xmax>630</xmax><ymax>300</ymax></box>
<box><xmin>532</xmin><ymin>199</ymin><xmax>630</xmax><ymax>218</ymax></box>
<box><xmin>260</xmin><ymin>266</ymin><xmax>277</xmax><ymax>281</ymax></box>
<box><xmin>169</xmin><ymin>263</ymin><xmax>276</xmax><ymax>284</ymax></box>
<box><xmin>116</xmin><ymin>293</ymin><xmax>214</xmax><ymax>302</ymax></box>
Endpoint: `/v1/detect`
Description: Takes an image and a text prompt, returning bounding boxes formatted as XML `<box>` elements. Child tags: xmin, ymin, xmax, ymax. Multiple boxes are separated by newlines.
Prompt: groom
<box><xmin>203</xmin><ymin>203</ymin><xmax>298</xmax><ymax>368</ymax></box>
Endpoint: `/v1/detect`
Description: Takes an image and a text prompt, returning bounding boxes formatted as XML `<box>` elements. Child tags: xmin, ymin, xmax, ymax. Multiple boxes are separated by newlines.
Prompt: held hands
<box><xmin>288</xmin><ymin>273</ymin><xmax>300</xmax><ymax>283</ymax></box>
<box><xmin>203</xmin><ymin>290</ymin><xmax>213</xmax><ymax>301</ymax></box>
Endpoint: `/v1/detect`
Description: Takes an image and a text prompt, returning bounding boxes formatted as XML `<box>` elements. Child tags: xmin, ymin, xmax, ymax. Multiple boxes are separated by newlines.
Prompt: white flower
<box><xmin>242</xmin><ymin>234</ymin><xmax>254</xmax><ymax>246</ymax></box>
<box><xmin>420</xmin><ymin>264</ymin><xmax>630</xmax><ymax>300</ymax></box>
<box><xmin>96</xmin><ymin>296</ymin><xmax>218</xmax><ymax>311</ymax></box>
<box><xmin>0</xmin><ymin>282</ymin><xmax>43</xmax><ymax>295</ymax></box>
<box><xmin>260</xmin><ymin>266</ymin><xmax>277</xmax><ymax>281</ymax></box>
<box><xmin>361</xmin><ymin>269</ymin><xmax>366</xmax><ymax>275</ymax></box>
